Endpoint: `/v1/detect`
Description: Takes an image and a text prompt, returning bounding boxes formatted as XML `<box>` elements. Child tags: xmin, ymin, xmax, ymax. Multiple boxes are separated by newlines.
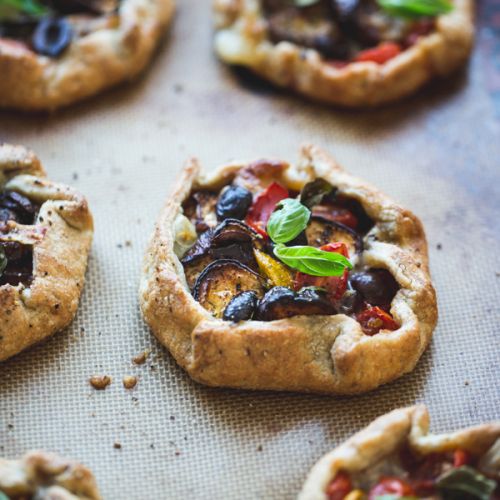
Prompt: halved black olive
<box><xmin>349</xmin><ymin>269</ymin><xmax>399</xmax><ymax>308</ymax></box>
<box><xmin>306</xmin><ymin>216</ymin><xmax>363</xmax><ymax>255</ymax></box>
<box><xmin>256</xmin><ymin>286</ymin><xmax>336</xmax><ymax>321</ymax></box>
<box><xmin>193</xmin><ymin>259</ymin><xmax>267</xmax><ymax>318</ymax></box>
<box><xmin>32</xmin><ymin>18</ymin><xmax>73</xmax><ymax>58</ymax></box>
<box><xmin>216</xmin><ymin>185</ymin><xmax>253</xmax><ymax>221</ymax></box>
<box><xmin>0</xmin><ymin>191</ymin><xmax>37</xmax><ymax>225</ymax></box>
<box><xmin>223</xmin><ymin>291</ymin><xmax>258</xmax><ymax>322</ymax></box>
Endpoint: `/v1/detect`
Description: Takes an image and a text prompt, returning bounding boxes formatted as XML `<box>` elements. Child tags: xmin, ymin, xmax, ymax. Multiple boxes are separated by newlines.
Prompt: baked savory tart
<box><xmin>0</xmin><ymin>451</ymin><xmax>101</xmax><ymax>499</ymax></box>
<box><xmin>0</xmin><ymin>0</ymin><xmax>175</xmax><ymax>111</ymax></box>
<box><xmin>299</xmin><ymin>405</ymin><xmax>500</xmax><ymax>500</ymax></box>
<box><xmin>0</xmin><ymin>144</ymin><xmax>93</xmax><ymax>362</ymax></box>
<box><xmin>213</xmin><ymin>0</ymin><xmax>474</xmax><ymax>106</ymax></box>
<box><xmin>140</xmin><ymin>144</ymin><xmax>437</xmax><ymax>394</ymax></box>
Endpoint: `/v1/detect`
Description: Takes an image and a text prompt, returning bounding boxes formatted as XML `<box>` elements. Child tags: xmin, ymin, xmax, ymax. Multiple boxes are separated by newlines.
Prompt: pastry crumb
<box><xmin>89</xmin><ymin>375</ymin><xmax>112</xmax><ymax>390</ymax></box>
<box><xmin>123</xmin><ymin>376</ymin><xmax>138</xmax><ymax>389</ymax></box>
<box><xmin>132</xmin><ymin>350</ymin><xmax>150</xmax><ymax>365</ymax></box>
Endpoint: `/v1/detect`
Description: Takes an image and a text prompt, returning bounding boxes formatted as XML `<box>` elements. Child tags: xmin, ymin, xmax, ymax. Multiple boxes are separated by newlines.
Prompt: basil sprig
<box><xmin>0</xmin><ymin>246</ymin><xmax>7</xmax><ymax>278</ymax></box>
<box><xmin>267</xmin><ymin>198</ymin><xmax>310</xmax><ymax>244</ymax></box>
<box><xmin>377</xmin><ymin>0</ymin><xmax>453</xmax><ymax>19</ymax></box>
<box><xmin>436</xmin><ymin>466</ymin><xmax>497</xmax><ymax>500</ymax></box>
<box><xmin>274</xmin><ymin>244</ymin><xmax>352</xmax><ymax>277</ymax></box>
<box><xmin>0</xmin><ymin>0</ymin><xmax>48</xmax><ymax>20</ymax></box>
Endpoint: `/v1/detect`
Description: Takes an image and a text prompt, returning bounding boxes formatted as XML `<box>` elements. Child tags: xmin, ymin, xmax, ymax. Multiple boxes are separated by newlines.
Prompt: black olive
<box><xmin>349</xmin><ymin>269</ymin><xmax>399</xmax><ymax>307</ymax></box>
<box><xmin>337</xmin><ymin>282</ymin><xmax>362</xmax><ymax>315</ymax></box>
<box><xmin>216</xmin><ymin>186</ymin><xmax>253</xmax><ymax>221</ymax></box>
<box><xmin>0</xmin><ymin>191</ymin><xmax>37</xmax><ymax>224</ymax></box>
<box><xmin>223</xmin><ymin>291</ymin><xmax>258</xmax><ymax>322</ymax></box>
<box><xmin>32</xmin><ymin>18</ymin><xmax>73</xmax><ymax>58</ymax></box>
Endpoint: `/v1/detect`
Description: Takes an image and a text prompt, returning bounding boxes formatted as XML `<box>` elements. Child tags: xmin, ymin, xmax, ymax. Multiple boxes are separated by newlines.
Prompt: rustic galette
<box><xmin>0</xmin><ymin>144</ymin><xmax>93</xmax><ymax>362</ymax></box>
<box><xmin>213</xmin><ymin>0</ymin><xmax>474</xmax><ymax>106</ymax></box>
<box><xmin>140</xmin><ymin>145</ymin><xmax>436</xmax><ymax>393</ymax></box>
<box><xmin>0</xmin><ymin>451</ymin><xmax>101</xmax><ymax>499</ymax></box>
<box><xmin>299</xmin><ymin>405</ymin><xmax>500</xmax><ymax>500</ymax></box>
<box><xmin>0</xmin><ymin>0</ymin><xmax>175</xmax><ymax>110</ymax></box>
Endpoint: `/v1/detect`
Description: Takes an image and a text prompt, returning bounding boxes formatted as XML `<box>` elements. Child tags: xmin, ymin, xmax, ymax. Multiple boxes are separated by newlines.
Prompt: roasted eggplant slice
<box><xmin>181</xmin><ymin>228</ymin><xmax>214</xmax><ymax>265</ymax></box>
<box><xmin>223</xmin><ymin>291</ymin><xmax>258</xmax><ymax>322</ymax></box>
<box><xmin>193</xmin><ymin>259</ymin><xmax>267</xmax><ymax>318</ymax></box>
<box><xmin>349</xmin><ymin>268</ymin><xmax>399</xmax><ymax>308</ymax></box>
<box><xmin>256</xmin><ymin>286</ymin><xmax>336</xmax><ymax>321</ymax></box>
<box><xmin>211</xmin><ymin>218</ymin><xmax>261</xmax><ymax>246</ymax></box>
<box><xmin>306</xmin><ymin>216</ymin><xmax>362</xmax><ymax>256</ymax></box>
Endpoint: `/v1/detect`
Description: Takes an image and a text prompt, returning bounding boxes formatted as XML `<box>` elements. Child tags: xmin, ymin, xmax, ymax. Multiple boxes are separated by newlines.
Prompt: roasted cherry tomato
<box><xmin>326</xmin><ymin>471</ymin><xmax>353</xmax><ymax>500</ymax></box>
<box><xmin>294</xmin><ymin>242</ymin><xmax>349</xmax><ymax>300</ymax></box>
<box><xmin>368</xmin><ymin>477</ymin><xmax>415</xmax><ymax>500</ymax></box>
<box><xmin>453</xmin><ymin>449</ymin><xmax>471</xmax><ymax>467</ymax></box>
<box><xmin>245</xmin><ymin>182</ymin><xmax>288</xmax><ymax>237</ymax></box>
<box><xmin>312</xmin><ymin>205</ymin><xmax>358</xmax><ymax>229</ymax></box>
<box><xmin>356</xmin><ymin>306</ymin><xmax>399</xmax><ymax>335</ymax></box>
<box><xmin>354</xmin><ymin>42</ymin><xmax>402</xmax><ymax>65</ymax></box>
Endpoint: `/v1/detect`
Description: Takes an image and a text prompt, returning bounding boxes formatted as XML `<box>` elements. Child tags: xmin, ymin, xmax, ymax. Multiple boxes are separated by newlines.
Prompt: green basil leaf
<box><xmin>273</xmin><ymin>244</ymin><xmax>352</xmax><ymax>277</ymax></box>
<box><xmin>0</xmin><ymin>0</ymin><xmax>48</xmax><ymax>20</ymax></box>
<box><xmin>0</xmin><ymin>491</ymin><xmax>10</xmax><ymax>500</ymax></box>
<box><xmin>300</xmin><ymin>178</ymin><xmax>335</xmax><ymax>209</ymax></box>
<box><xmin>377</xmin><ymin>0</ymin><xmax>453</xmax><ymax>18</ymax></box>
<box><xmin>267</xmin><ymin>198</ymin><xmax>311</xmax><ymax>244</ymax></box>
<box><xmin>437</xmin><ymin>465</ymin><xmax>497</xmax><ymax>500</ymax></box>
<box><xmin>0</xmin><ymin>246</ymin><xmax>7</xmax><ymax>278</ymax></box>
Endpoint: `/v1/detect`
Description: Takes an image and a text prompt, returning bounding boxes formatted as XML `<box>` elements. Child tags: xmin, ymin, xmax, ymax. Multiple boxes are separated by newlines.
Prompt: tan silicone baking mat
<box><xmin>1</xmin><ymin>1</ymin><xmax>499</xmax><ymax>499</ymax></box>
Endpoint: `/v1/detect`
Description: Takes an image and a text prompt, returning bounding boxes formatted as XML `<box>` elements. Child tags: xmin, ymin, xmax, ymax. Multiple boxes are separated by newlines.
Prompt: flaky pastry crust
<box><xmin>0</xmin><ymin>144</ymin><xmax>93</xmax><ymax>362</ymax></box>
<box><xmin>299</xmin><ymin>405</ymin><xmax>500</xmax><ymax>500</ymax></box>
<box><xmin>213</xmin><ymin>0</ymin><xmax>474</xmax><ymax>106</ymax></box>
<box><xmin>140</xmin><ymin>145</ymin><xmax>437</xmax><ymax>394</ymax></box>
<box><xmin>0</xmin><ymin>0</ymin><xmax>175</xmax><ymax>111</ymax></box>
<box><xmin>0</xmin><ymin>451</ymin><xmax>101</xmax><ymax>499</ymax></box>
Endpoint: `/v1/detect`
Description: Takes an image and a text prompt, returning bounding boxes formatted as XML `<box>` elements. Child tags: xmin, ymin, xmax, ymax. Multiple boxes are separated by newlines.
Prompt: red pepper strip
<box><xmin>356</xmin><ymin>306</ymin><xmax>399</xmax><ymax>336</ymax></box>
<box><xmin>294</xmin><ymin>243</ymin><xmax>349</xmax><ymax>300</ymax></box>
<box><xmin>312</xmin><ymin>205</ymin><xmax>358</xmax><ymax>230</ymax></box>
<box><xmin>326</xmin><ymin>471</ymin><xmax>353</xmax><ymax>500</ymax></box>
<box><xmin>245</xmin><ymin>182</ymin><xmax>289</xmax><ymax>237</ymax></box>
<box><xmin>453</xmin><ymin>449</ymin><xmax>471</xmax><ymax>467</ymax></box>
<box><xmin>368</xmin><ymin>477</ymin><xmax>416</xmax><ymax>500</ymax></box>
<box><xmin>355</xmin><ymin>42</ymin><xmax>402</xmax><ymax>65</ymax></box>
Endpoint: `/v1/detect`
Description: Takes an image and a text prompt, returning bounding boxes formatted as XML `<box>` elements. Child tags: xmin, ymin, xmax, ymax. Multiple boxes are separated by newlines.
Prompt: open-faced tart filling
<box><xmin>177</xmin><ymin>161</ymin><xmax>401</xmax><ymax>335</ymax></box>
<box><xmin>0</xmin><ymin>0</ymin><xmax>121</xmax><ymax>57</ymax></box>
<box><xmin>325</xmin><ymin>443</ymin><xmax>500</xmax><ymax>500</ymax></box>
<box><xmin>0</xmin><ymin>189</ymin><xmax>40</xmax><ymax>287</ymax></box>
<box><xmin>261</xmin><ymin>0</ymin><xmax>449</xmax><ymax>65</ymax></box>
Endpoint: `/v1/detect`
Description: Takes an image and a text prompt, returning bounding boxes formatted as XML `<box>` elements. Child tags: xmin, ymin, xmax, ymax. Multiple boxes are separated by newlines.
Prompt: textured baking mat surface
<box><xmin>0</xmin><ymin>2</ymin><xmax>499</xmax><ymax>499</ymax></box>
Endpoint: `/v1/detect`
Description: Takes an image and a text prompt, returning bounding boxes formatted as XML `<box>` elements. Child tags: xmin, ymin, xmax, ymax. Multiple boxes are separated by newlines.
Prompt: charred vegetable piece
<box><xmin>32</xmin><ymin>17</ymin><xmax>73</xmax><ymax>57</ymax></box>
<box><xmin>356</xmin><ymin>306</ymin><xmax>399</xmax><ymax>335</ymax></box>
<box><xmin>245</xmin><ymin>182</ymin><xmax>289</xmax><ymax>237</ymax></box>
<box><xmin>256</xmin><ymin>286</ymin><xmax>336</xmax><ymax>321</ymax></box>
<box><xmin>0</xmin><ymin>190</ymin><xmax>38</xmax><ymax>225</ymax></box>
<box><xmin>0</xmin><ymin>241</ymin><xmax>33</xmax><ymax>286</ymax></box>
<box><xmin>300</xmin><ymin>178</ymin><xmax>336</xmax><ymax>209</ymax></box>
<box><xmin>325</xmin><ymin>471</ymin><xmax>353</xmax><ymax>500</ymax></box>
<box><xmin>294</xmin><ymin>242</ymin><xmax>349</xmax><ymax>300</ymax></box>
<box><xmin>349</xmin><ymin>268</ymin><xmax>399</xmax><ymax>308</ymax></box>
<box><xmin>211</xmin><ymin>218</ymin><xmax>261</xmax><ymax>246</ymax></box>
<box><xmin>222</xmin><ymin>291</ymin><xmax>258</xmax><ymax>322</ymax></box>
<box><xmin>181</xmin><ymin>228</ymin><xmax>214</xmax><ymax>265</ymax></box>
<box><xmin>183</xmin><ymin>190</ymin><xmax>218</xmax><ymax>233</ymax></box>
<box><xmin>193</xmin><ymin>259</ymin><xmax>267</xmax><ymax>318</ymax></box>
<box><xmin>267</xmin><ymin>6</ymin><xmax>348</xmax><ymax>59</ymax></box>
<box><xmin>306</xmin><ymin>216</ymin><xmax>362</xmax><ymax>255</ymax></box>
<box><xmin>312</xmin><ymin>204</ymin><xmax>358</xmax><ymax>229</ymax></box>
<box><xmin>216</xmin><ymin>185</ymin><xmax>253</xmax><ymax>221</ymax></box>
<box><xmin>254</xmin><ymin>248</ymin><xmax>293</xmax><ymax>287</ymax></box>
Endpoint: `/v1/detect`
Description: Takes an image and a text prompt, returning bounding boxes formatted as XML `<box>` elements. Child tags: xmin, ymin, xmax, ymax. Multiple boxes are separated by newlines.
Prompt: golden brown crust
<box><xmin>0</xmin><ymin>144</ymin><xmax>93</xmax><ymax>362</ymax></box>
<box><xmin>213</xmin><ymin>0</ymin><xmax>474</xmax><ymax>107</ymax></box>
<box><xmin>0</xmin><ymin>0</ymin><xmax>175</xmax><ymax>111</ymax></box>
<box><xmin>0</xmin><ymin>450</ymin><xmax>101</xmax><ymax>499</ymax></box>
<box><xmin>140</xmin><ymin>144</ymin><xmax>437</xmax><ymax>394</ymax></box>
<box><xmin>299</xmin><ymin>406</ymin><xmax>500</xmax><ymax>500</ymax></box>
